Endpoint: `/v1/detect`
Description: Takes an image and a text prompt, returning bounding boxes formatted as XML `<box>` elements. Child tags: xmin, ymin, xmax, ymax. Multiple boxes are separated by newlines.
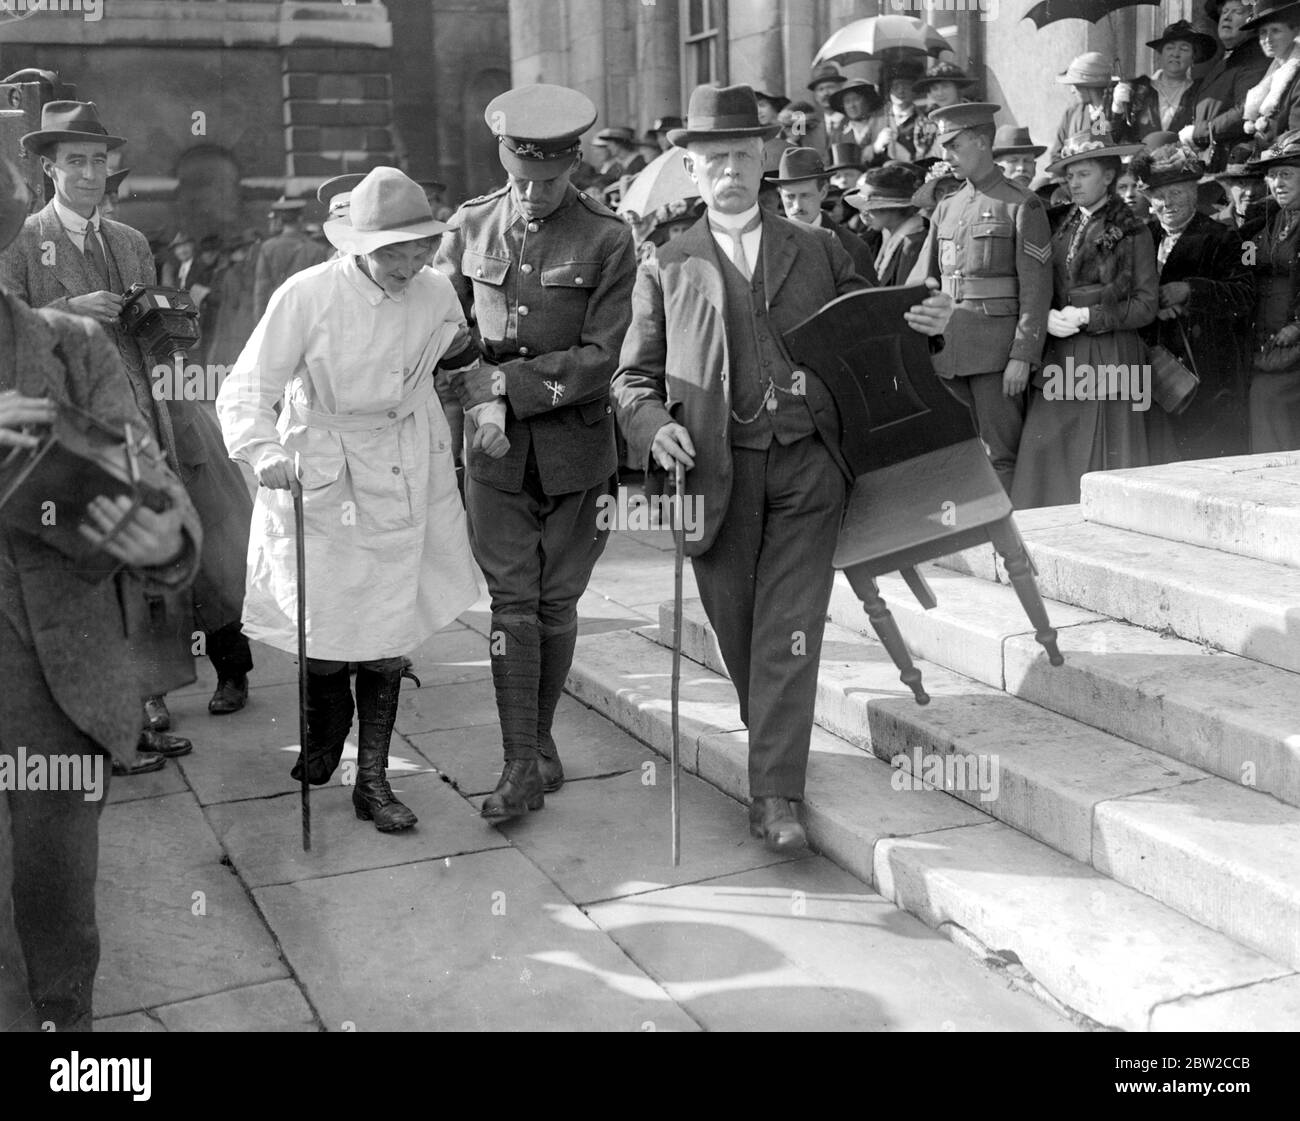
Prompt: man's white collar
<box><xmin>54</xmin><ymin>197</ymin><xmax>100</xmax><ymax>233</ymax></box>
<box><xmin>710</xmin><ymin>204</ymin><xmax>761</xmax><ymax>230</ymax></box>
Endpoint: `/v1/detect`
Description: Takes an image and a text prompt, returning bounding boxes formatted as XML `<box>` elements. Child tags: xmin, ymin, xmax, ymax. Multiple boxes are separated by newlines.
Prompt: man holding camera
<box><xmin>0</xmin><ymin>155</ymin><xmax>203</xmax><ymax>1030</ymax></box>
<box><xmin>0</xmin><ymin>101</ymin><xmax>256</xmax><ymax>745</ymax></box>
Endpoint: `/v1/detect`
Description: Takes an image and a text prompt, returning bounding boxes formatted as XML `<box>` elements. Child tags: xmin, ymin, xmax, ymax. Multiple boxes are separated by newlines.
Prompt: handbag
<box><xmin>1146</xmin><ymin>319</ymin><xmax>1200</xmax><ymax>416</ymax></box>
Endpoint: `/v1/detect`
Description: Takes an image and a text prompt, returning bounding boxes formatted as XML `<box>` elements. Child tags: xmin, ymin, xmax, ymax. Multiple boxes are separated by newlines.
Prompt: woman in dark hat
<box><xmin>828</xmin><ymin>79</ymin><xmax>881</xmax><ymax>150</ymax></box>
<box><xmin>1012</xmin><ymin>134</ymin><xmax>1157</xmax><ymax>509</ymax></box>
<box><xmin>1242</xmin><ymin>2</ymin><xmax>1300</xmax><ymax>147</ymax></box>
<box><xmin>1216</xmin><ymin>148</ymin><xmax>1269</xmax><ymax>226</ymax></box>
<box><xmin>1131</xmin><ymin>144</ymin><xmax>1254</xmax><ymax>463</ymax></box>
<box><xmin>1114</xmin><ymin>20</ymin><xmax>1218</xmax><ymax>143</ymax></box>
<box><xmin>1240</xmin><ymin>129</ymin><xmax>1300</xmax><ymax>450</ymax></box>
<box><xmin>844</xmin><ymin>163</ymin><xmax>926</xmax><ymax>285</ymax></box>
<box><xmin>912</xmin><ymin>62</ymin><xmax>977</xmax><ymax>162</ymax></box>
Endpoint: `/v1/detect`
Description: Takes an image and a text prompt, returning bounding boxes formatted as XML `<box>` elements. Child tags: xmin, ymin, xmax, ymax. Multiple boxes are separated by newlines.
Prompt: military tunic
<box><xmin>434</xmin><ymin>184</ymin><xmax>636</xmax><ymax>496</ymax></box>
<box><xmin>914</xmin><ymin>166</ymin><xmax>1051</xmax><ymax>491</ymax></box>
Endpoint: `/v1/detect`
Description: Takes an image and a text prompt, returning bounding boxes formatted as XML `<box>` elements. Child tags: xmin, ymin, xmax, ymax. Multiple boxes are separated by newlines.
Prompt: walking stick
<box><xmin>670</xmin><ymin>460</ymin><xmax>685</xmax><ymax>867</ymax></box>
<box><xmin>291</xmin><ymin>461</ymin><xmax>310</xmax><ymax>852</ymax></box>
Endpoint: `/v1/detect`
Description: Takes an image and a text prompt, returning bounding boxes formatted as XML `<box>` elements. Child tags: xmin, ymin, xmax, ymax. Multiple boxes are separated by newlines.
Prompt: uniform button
<box><xmin>605</xmin><ymin>405</ymin><xmax>612</xmax><ymax>414</ymax></box>
<box><xmin>391</xmin><ymin>466</ymin><xmax>401</xmax><ymax>475</ymax></box>
<box><xmin>574</xmin><ymin>276</ymin><xmax>583</xmax><ymax>284</ymax></box>
<box><xmin>521</xmin><ymin>263</ymin><xmax>533</xmax><ymax>274</ymax></box>
<box><xmin>527</xmin><ymin>221</ymin><xmax>539</xmax><ymax>232</ymax></box>
<box><xmin>387</xmin><ymin>410</ymin><xmax>397</xmax><ymax>419</ymax></box>
<box><xmin>518</xmin><ymin>346</ymin><xmax>530</xmax><ymax>356</ymax></box>
<box><xmin>518</xmin><ymin>305</ymin><xmax>529</xmax><ymax>316</ymax></box>
<box><xmin>475</xmin><ymin>268</ymin><xmax>484</xmax><ymax>277</ymax></box>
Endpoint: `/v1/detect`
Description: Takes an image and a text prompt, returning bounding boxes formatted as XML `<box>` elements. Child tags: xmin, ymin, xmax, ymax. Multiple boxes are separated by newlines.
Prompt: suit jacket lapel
<box><xmin>676</xmin><ymin>216</ymin><xmax>727</xmax><ymax>314</ymax></box>
<box><xmin>761</xmin><ymin>211</ymin><xmax>799</xmax><ymax>302</ymax></box>
<box><xmin>38</xmin><ymin>202</ymin><xmax>98</xmax><ymax>298</ymax></box>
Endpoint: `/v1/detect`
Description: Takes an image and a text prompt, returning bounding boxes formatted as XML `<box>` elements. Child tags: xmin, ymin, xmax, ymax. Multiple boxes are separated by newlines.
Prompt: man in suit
<box><xmin>766</xmin><ymin>146</ymin><xmax>879</xmax><ymax>283</ymax></box>
<box><xmin>1181</xmin><ymin>0</ymin><xmax>1269</xmax><ymax>171</ymax></box>
<box><xmin>0</xmin><ymin>101</ymin><xmax>256</xmax><ymax>735</ymax></box>
<box><xmin>434</xmin><ymin>85</ymin><xmax>636</xmax><ymax>820</ymax></box>
<box><xmin>614</xmin><ymin>85</ymin><xmax>952</xmax><ymax>851</ymax></box>
<box><xmin>808</xmin><ymin>64</ymin><xmax>848</xmax><ymax>159</ymax></box>
<box><xmin>0</xmin><ymin>157</ymin><xmax>202</xmax><ymax>1030</ymax></box>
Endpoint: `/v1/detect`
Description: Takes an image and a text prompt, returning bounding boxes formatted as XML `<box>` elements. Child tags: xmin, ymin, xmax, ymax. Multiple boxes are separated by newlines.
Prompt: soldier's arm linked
<box><xmin>1011</xmin><ymin>197</ymin><xmax>1053</xmax><ymax>367</ymax></box>
<box><xmin>1083</xmin><ymin>225</ymin><xmax>1159</xmax><ymax>335</ymax></box>
<box><xmin>495</xmin><ymin>225</ymin><xmax>637</xmax><ymax>419</ymax></box>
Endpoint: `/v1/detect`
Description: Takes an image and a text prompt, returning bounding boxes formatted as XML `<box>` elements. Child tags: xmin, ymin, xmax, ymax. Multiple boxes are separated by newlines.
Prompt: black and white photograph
<box><xmin>0</xmin><ymin>0</ymin><xmax>1295</xmax><ymax>1074</ymax></box>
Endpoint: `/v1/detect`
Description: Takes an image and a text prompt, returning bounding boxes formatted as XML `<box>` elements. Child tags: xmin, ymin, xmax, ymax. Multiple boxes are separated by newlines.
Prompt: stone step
<box><xmin>566</xmin><ymin>627</ymin><xmax>1298</xmax><ymax>1030</ymax></box>
<box><xmin>825</xmin><ymin>563</ymin><xmax>1300</xmax><ymax>810</ymax></box>
<box><xmin>1081</xmin><ymin>454</ymin><xmax>1300</xmax><ymax>569</ymax></box>
<box><xmin>934</xmin><ymin>505</ymin><xmax>1300</xmax><ymax>682</ymax></box>
<box><xmin>656</xmin><ymin>598</ymin><xmax>1300</xmax><ymax>971</ymax></box>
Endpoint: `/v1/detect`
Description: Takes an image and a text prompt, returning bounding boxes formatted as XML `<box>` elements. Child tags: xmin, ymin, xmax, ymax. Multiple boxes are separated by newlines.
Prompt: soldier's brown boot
<box><xmin>535</xmin><ymin>626</ymin><xmax>577</xmax><ymax>793</ymax></box>
<box><xmin>482</xmin><ymin>615</ymin><xmax>544</xmax><ymax>819</ymax></box>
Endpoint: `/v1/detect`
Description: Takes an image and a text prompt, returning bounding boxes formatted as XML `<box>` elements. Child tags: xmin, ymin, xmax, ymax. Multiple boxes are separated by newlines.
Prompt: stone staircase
<box><xmin>566</xmin><ymin>454</ymin><xmax>1300</xmax><ymax>1031</ymax></box>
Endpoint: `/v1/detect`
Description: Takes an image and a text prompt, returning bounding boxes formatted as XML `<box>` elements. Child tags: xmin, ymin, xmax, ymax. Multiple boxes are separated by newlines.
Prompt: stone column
<box><xmin>636</xmin><ymin>0</ymin><xmax>682</xmax><ymax>126</ymax></box>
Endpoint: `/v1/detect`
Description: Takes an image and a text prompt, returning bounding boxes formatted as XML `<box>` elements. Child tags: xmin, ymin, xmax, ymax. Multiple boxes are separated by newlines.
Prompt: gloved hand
<box><xmin>1047</xmin><ymin>308</ymin><xmax>1081</xmax><ymax>337</ymax></box>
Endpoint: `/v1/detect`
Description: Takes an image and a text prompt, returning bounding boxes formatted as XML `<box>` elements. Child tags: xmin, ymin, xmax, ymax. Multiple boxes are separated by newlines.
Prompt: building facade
<box><xmin>0</xmin><ymin>0</ymin><xmax>509</xmax><ymax>243</ymax></box>
<box><xmin>507</xmin><ymin>0</ymin><xmax>1214</xmax><ymax>180</ymax></box>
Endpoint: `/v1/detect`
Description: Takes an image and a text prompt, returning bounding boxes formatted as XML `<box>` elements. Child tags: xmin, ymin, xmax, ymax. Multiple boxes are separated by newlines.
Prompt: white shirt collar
<box><xmin>1079</xmin><ymin>198</ymin><xmax>1108</xmax><ymax>218</ymax></box>
<box><xmin>811</xmin><ymin>212</ymin><xmax>825</xmax><ymax>228</ymax></box>
<box><xmin>709</xmin><ymin>204</ymin><xmax>761</xmax><ymax>231</ymax></box>
<box><xmin>54</xmin><ymin>197</ymin><xmax>100</xmax><ymax>235</ymax></box>
<box><xmin>342</xmin><ymin>253</ymin><xmax>402</xmax><ymax>306</ymax></box>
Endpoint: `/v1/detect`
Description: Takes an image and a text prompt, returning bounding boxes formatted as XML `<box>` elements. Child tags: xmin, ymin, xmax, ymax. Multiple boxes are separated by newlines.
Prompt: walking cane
<box><xmin>290</xmin><ymin>459</ymin><xmax>310</xmax><ymax>852</ymax></box>
<box><xmin>670</xmin><ymin>459</ymin><xmax>685</xmax><ymax>866</ymax></box>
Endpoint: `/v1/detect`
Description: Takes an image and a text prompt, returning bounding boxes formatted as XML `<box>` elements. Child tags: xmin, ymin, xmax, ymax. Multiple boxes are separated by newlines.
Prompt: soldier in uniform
<box><xmin>253</xmin><ymin>197</ymin><xmax>329</xmax><ymax>318</ymax></box>
<box><xmin>912</xmin><ymin>103</ymin><xmax>1053</xmax><ymax>493</ymax></box>
<box><xmin>433</xmin><ymin>85</ymin><xmax>636</xmax><ymax>821</ymax></box>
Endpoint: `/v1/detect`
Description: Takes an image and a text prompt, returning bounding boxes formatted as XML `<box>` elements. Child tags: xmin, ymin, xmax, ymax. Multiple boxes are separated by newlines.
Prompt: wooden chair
<box><xmin>786</xmin><ymin>287</ymin><xmax>1064</xmax><ymax>705</ymax></box>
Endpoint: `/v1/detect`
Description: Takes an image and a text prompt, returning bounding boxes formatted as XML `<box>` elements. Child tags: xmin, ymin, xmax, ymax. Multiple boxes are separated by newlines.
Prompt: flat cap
<box><xmin>486</xmin><ymin>84</ymin><xmax>598</xmax><ymax>180</ymax></box>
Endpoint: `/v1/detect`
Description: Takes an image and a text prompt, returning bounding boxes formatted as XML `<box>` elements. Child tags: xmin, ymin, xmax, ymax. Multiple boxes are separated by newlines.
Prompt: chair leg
<box><xmin>848</xmin><ymin>570</ymin><xmax>929</xmax><ymax>705</ymax></box>
<box><xmin>988</xmin><ymin>519</ymin><xmax>1065</xmax><ymax>667</ymax></box>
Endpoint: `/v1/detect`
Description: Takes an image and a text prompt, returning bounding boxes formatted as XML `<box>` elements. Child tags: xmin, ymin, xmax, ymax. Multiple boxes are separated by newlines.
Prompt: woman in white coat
<box><xmin>217</xmin><ymin>168</ymin><xmax>501</xmax><ymax>832</ymax></box>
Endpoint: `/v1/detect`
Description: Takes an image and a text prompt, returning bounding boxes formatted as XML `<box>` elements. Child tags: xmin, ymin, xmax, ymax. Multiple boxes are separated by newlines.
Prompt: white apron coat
<box><xmin>216</xmin><ymin>256</ymin><xmax>482</xmax><ymax>661</ymax></box>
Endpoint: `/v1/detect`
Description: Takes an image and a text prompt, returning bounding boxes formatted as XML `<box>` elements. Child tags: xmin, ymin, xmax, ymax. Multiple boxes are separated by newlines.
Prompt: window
<box><xmin>682</xmin><ymin>0</ymin><xmax>726</xmax><ymax>92</ymax></box>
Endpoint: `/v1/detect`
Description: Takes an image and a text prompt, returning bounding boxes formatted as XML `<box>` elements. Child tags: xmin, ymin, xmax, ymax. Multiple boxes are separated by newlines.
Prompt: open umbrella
<box><xmin>814</xmin><ymin>16</ymin><xmax>951</xmax><ymax>67</ymax></box>
<box><xmin>617</xmin><ymin>147</ymin><xmax>697</xmax><ymax>218</ymax></box>
<box><xmin>1023</xmin><ymin>0</ymin><xmax>1161</xmax><ymax>27</ymax></box>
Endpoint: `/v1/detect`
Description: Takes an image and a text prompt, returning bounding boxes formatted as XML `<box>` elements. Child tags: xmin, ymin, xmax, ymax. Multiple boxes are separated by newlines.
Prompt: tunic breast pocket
<box><xmin>463</xmin><ymin>249</ymin><xmax>511</xmax><ymax>336</ymax></box>
<box><xmin>970</xmin><ymin>220</ymin><xmax>1014</xmax><ymax>274</ymax></box>
<box><xmin>539</xmin><ymin>261</ymin><xmax>600</xmax><ymax>340</ymax></box>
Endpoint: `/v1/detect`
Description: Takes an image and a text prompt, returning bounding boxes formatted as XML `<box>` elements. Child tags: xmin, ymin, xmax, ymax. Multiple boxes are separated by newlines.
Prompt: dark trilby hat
<box><xmin>486</xmin><ymin>84</ymin><xmax>597</xmax><ymax>180</ymax></box>
<box><xmin>807</xmin><ymin>63</ymin><xmax>847</xmax><ymax>91</ymax></box>
<box><xmin>668</xmin><ymin>84</ymin><xmax>781</xmax><ymax>147</ymax></box>
<box><xmin>929</xmin><ymin>102</ymin><xmax>1001</xmax><ymax>146</ymax></box>
<box><xmin>1242</xmin><ymin>0</ymin><xmax>1300</xmax><ymax>32</ymax></box>
<box><xmin>1247</xmin><ymin>128</ymin><xmax>1300</xmax><ymax>171</ymax></box>
<box><xmin>1129</xmin><ymin>144</ymin><xmax>1205</xmax><ymax>190</ymax></box>
<box><xmin>594</xmin><ymin>126</ymin><xmax>638</xmax><ymax>146</ymax></box>
<box><xmin>826</xmin><ymin>142</ymin><xmax>866</xmax><ymax>173</ymax></box>
<box><xmin>992</xmin><ymin>125</ymin><xmax>1046</xmax><ymax>158</ymax></box>
<box><xmin>1146</xmin><ymin>19</ymin><xmax>1218</xmax><ymax>63</ymax></box>
<box><xmin>829</xmin><ymin>79</ymin><xmax>881</xmax><ymax>116</ymax></box>
<box><xmin>21</xmin><ymin>100</ymin><xmax>126</xmax><ymax>155</ymax></box>
<box><xmin>914</xmin><ymin>61</ymin><xmax>977</xmax><ymax>96</ymax></box>
<box><xmin>105</xmin><ymin>167</ymin><xmax>130</xmax><ymax>196</ymax></box>
<box><xmin>764</xmin><ymin>147</ymin><xmax>830</xmax><ymax>184</ymax></box>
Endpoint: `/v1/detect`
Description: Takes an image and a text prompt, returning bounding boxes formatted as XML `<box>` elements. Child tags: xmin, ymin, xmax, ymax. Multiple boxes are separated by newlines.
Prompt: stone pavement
<box><xmin>92</xmin><ymin>525</ymin><xmax>1075</xmax><ymax>1032</ymax></box>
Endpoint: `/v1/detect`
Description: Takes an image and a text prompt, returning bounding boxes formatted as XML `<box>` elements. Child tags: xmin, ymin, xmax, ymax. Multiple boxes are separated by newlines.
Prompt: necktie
<box><xmin>83</xmin><ymin>225</ymin><xmax>109</xmax><ymax>287</ymax></box>
<box><xmin>710</xmin><ymin>212</ymin><xmax>762</xmax><ymax>280</ymax></box>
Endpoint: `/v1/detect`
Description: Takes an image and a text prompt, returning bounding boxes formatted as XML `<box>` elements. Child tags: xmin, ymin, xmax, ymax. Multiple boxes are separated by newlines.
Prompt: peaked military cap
<box><xmin>316</xmin><ymin>173</ymin><xmax>366</xmax><ymax>209</ymax></box>
<box><xmin>929</xmin><ymin>102</ymin><xmax>1001</xmax><ymax>146</ymax></box>
<box><xmin>486</xmin><ymin>84</ymin><xmax>597</xmax><ymax>181</ymax></box>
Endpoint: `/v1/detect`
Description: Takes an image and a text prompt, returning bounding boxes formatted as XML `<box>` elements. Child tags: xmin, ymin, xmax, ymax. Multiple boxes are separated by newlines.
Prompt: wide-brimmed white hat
<box><xmin>324</xmin><ymin>166</ymin><xmax>447</xmax><ymax>254</ymax></box>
